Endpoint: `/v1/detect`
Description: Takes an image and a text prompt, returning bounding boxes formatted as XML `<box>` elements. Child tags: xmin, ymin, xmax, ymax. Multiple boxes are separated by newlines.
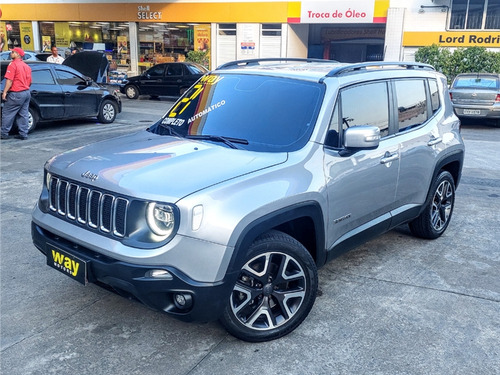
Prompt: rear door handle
<box><xmin>428</xmin><ymin>137</ymin><xmax>442</xmax><ymax>146</ymax></box>
<box><xmin>380</xmin><ymin>151</ymin><xmax>399</xmax><ymax>164</ymax></box>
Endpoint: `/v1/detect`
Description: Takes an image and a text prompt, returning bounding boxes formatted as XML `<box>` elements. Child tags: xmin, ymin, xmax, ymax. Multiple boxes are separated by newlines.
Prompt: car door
<box><xmin>393</xmin><ymin>78</ymin><xmax>442</xmax><ymax>208</ymax></box>
<box><xmin>54</xmin><ymin>67</ymin><xmax>98</xmax><ymax>118</ymax></box>
<box><xmin>324</xmin><ymin>81</ymin><xmax>400</xmax><ymax>252</ymax></box>
<box><xmin>30</xmin><ymin>68</ymin><xmax>64</xmax><ymax>119</ymax></box>
<box><xmin>140</xmin><ymin>64</ymin><xmax>166</xmax><ymax>96</ymax></box>
<box><xmin>163</xmin><ymin>63</ymin><xmax>185</xmax><ymax>96</ymax></box>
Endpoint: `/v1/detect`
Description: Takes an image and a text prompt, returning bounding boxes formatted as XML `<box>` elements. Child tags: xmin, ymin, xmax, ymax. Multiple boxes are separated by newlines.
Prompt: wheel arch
<box><xmin>227</xmin><ymin>201</ymin><xmax>326</xmax><ymax>275</ymax></box>
<box><xmin>433</xmin><ymin>149</ymin><xmax>464</xmax><ymax>189</ymax></box>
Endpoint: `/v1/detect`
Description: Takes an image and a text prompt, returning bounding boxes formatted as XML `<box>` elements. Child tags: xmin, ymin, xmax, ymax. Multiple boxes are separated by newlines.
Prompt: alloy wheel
<box><xmin>230</xmin><ymin>252</ymin><xmax>307</xmax><ymax>330</ymax></box>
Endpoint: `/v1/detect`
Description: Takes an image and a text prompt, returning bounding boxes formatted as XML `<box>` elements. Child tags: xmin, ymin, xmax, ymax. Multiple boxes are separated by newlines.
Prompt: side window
<box><xmin>148</xmin><ymin>65</ymin><xmax>165</xmax><ymax>77</ymax></box>
<box><xmin>167</xmin><ymin>64</ymin><xmax>183</xmax><ymax>76</ymax></box>
<box><xmin>395</xmin><ymin>79</ymin><xmax>428</xmax><ymax>132</ymax></box>
<box><xmin>340</xmin><ymin>82</ymin><xmax>389</xmax><ymax>138</ymax></box>
<box><xmin>55</xmin><ymin>70</ymin><xmax>85</xmax><ymax>86</ymax></box>
<box><xmin>32</xmin><ymin>69</ymin><xmax>56</xmax><ymax>85</ymax></box>
<box><xmin>429</xmin><ymin>79</ymin><xmax>440</xmax><ymax>113</ymax></box>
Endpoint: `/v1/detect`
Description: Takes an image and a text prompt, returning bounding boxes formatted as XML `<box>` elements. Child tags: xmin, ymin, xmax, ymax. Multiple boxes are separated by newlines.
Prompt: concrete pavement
<box><xmin>1</xmin><ymin>99</ymin><xmax>499</xmax><ymax>375</ymax></box>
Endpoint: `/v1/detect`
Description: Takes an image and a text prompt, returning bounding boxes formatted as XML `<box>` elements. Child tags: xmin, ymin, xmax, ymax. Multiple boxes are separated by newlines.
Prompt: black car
<box><xmin>120</xmin><ymin>62</ymin><xmax>208</xmax><ymax>99</ymax></box>
<box><xmin>1</xmin><ymin>60</ymin><xmax>121</xmax><ymax>133</ymax></box>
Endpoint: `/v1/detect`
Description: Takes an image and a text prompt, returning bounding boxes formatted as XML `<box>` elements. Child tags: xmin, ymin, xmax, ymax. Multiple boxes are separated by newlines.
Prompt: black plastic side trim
<box><xmin>230</xmin><ymin>201</ymin><xmax>326</xmax><ymax>272</ymax></box>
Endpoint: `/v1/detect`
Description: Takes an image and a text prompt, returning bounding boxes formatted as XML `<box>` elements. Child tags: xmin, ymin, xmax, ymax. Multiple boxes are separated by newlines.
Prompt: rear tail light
<box><xmin>449</xmin><ymin>92</ymin><xmax>453</xmax><ymax>100</ymax></box>
<box><xmin>495</xmin><ymin>94</ymin><xmax>500</xmax><ymax>102</ymax></box>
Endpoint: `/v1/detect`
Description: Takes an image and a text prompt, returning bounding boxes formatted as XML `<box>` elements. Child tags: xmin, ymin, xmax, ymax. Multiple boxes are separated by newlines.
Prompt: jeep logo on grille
<box><xmin>81</xmin><ymin>171</ymin><xmax>99</xmax><ymax>182</ymax></box>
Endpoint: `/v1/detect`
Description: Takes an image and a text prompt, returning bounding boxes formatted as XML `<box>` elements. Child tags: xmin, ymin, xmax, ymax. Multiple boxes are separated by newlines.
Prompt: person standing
<box><xmin>46</xmin><ymin>46</ymin><xmax>64</xmax><ymax>64</ymax></box>
<box><xmin>1</xmin><ymin>47</ymin><xmax>32</xmax><ymax>140</ymax></box>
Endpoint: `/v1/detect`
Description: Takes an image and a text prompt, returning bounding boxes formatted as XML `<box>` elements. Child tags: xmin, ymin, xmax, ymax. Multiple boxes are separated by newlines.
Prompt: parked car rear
<box><xmin>449</xmin><ymin>73</ymin><xmax>500</xmax><ymax>126</ymax></box>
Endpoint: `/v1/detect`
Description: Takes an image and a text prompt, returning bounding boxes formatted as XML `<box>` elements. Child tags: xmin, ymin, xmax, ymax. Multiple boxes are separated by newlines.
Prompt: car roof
<box><xmin>214</xmin><ymin>59</ymin><xmax>436</xmax><ymax>83</ymax></box>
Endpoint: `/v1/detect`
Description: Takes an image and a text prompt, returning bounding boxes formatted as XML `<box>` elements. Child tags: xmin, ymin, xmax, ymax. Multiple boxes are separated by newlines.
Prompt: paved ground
<box><xmin>1</xmin><ymin>98</ymin><xmax>499</xmax><ymax>375</ymax></box>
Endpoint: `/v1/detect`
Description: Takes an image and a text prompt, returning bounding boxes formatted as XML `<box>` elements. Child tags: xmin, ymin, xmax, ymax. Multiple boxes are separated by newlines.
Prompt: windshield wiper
<box><xmin>186</xmin><ymin>135</ymin><xmax>248</xmax><ymax>149</ymax></box>
<box><xmin>161</xmin><ymin>125</ymin><xmax>183</xmax><ymax>137</ymax></box>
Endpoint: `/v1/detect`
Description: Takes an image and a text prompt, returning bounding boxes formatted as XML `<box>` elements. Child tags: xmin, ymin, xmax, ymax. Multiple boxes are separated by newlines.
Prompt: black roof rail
<box><xmin>324</xmin><ymin>61</ymin><xmax>435</xmax><ymax>78</ymax></box>
<box><xmin>217</xmin><ymin>58</ymin><xmax>337</xmax><ymax>70</ymax></box>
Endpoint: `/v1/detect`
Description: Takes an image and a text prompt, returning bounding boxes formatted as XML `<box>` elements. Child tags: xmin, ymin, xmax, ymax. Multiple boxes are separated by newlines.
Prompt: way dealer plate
<box><xmin>47</xmin><ymin>245</ymin><xmax>88</xmax><ymax>285</ymax></box>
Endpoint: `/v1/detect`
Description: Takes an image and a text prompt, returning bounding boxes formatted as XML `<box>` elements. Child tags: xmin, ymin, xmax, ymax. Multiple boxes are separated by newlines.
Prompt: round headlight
<box><xmin>146</xmin><ymin>203</ymin><xmax>175</xmax><ymax>237</ymax></box>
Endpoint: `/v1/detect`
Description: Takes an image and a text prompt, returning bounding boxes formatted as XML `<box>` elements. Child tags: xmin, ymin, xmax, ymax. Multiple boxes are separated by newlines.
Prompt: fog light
<box><xmin>173</xmin><ymin>293</ymin><xmax>193</xmax><ymax>310</ymax></box>
<box><xmin>146</xmin><ymin>269</ymin><xmax>173</xmax><ymax>280</ymax></box>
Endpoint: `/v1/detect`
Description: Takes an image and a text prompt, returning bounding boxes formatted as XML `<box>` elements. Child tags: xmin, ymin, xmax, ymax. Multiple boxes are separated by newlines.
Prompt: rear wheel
<box><xmin>97</xmin><ymin>99</ymin><xmax>117</xmax><ymax>123</ymax></box>
<box><xmin>409</xmin><ymin>170</ymin><xmax>455</xmax><ymax>239</ymax></box>
<box><xmin>125</xmin><ymin>85</ymin><xmax>139</xmax><ymax>99</ymax></box>
<box><xmin>220</xmin><ymin>230</ymin><xmax>318</xmax><ymax>342</ymax></box>
<box><xmin>27</xmin><ymin>107</ymin><xmax>38</xmax><ymax>133</ymax></box>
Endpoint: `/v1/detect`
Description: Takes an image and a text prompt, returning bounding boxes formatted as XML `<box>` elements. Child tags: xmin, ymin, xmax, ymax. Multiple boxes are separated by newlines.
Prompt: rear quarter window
<box><xmin>395</xmin><ymin>79</ymin><xmax>428</xmax><ymax>132</ymax></box>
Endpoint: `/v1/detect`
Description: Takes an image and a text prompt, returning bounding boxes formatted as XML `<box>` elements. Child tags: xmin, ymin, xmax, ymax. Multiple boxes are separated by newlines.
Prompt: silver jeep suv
<box><xmin>32</xmin><ymin>59</ymin><xmax>465</xmax><ymax>342</ymax></box>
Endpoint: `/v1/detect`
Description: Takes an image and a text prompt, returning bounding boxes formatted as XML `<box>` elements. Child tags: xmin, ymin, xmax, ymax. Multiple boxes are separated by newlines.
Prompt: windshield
<box><xmin>149</xmin><ymin>73</ymin><xmax>324</xmax><ymax>152</ymax></box>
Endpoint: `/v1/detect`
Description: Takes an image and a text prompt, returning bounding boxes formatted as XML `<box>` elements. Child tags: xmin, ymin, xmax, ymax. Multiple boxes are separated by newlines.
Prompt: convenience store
<box><xmin>0</xmin><ymin>0</ymin><xmax>390</xmax><ymax>76</ymax></box>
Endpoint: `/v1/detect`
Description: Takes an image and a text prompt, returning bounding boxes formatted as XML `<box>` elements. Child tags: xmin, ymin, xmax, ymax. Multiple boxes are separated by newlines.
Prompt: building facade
<box><xmin>1</xmin><ymin>0</ymin><xmax>499</xmax><ymax>76</ymax></box>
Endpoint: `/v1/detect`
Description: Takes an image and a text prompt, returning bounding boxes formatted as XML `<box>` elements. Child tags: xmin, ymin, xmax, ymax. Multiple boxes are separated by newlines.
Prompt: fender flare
<box><xmin>226</xmin><ymin>201</ymin><xmax>326</xmax><ymax>276</ymax></box>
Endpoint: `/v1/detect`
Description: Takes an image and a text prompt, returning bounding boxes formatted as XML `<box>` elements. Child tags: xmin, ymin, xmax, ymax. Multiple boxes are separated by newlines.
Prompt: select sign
<box><xmin>47</xmin><ymin>245</ymin><xmax>88</xmax><ymax>285</ymax></box>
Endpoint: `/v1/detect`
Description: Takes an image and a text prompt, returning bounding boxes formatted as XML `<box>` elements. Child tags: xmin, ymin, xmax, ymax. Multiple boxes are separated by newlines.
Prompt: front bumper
<box><xmin>32</xmin><ymin>221</ymin><xmax>235</xmax><ymax>322</ymax></box>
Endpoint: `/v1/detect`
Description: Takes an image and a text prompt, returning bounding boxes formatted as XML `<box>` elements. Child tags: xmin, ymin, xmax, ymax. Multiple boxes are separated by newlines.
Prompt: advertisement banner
<box><xmin>300</xmin><ymin>0</ymin><xmax>375</xmax><ymax>24</ymax></box>
<box><xmin>0</xmin><ymin>22</ymin><xmax>7</xmax><ymax>51</ymax></box>
<box><xmin>20</xmin><ymin>22</ymin><xmax>34</xmax><ymax>51</ymax></box>
<box><xmin>117</xmin><ymin>35</ymin><xmax>128</xmax><ymax>54</ymax></box>
<box><xmin>194</xmin><ymin>24</ymin><xmax>210</xmax><ymax>51</ymax></box>
<box><xmin>42</xmin><ymin>36</ymin><xmax>51</xmax><ymax>52</ymax></box>
<box><xmin>54</xmin><ymin>22</ymin><xmax>70</xmax><ymax>47</ymax></box>
<box><xmin>403</xmin><ymin>31</ymin><xmax>500</xmax><ymax>47</ymax></box>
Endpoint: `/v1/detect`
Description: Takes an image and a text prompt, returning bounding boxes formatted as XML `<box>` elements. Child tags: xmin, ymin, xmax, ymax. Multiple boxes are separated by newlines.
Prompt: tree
<box><xmin>415</xmin><ymin>44</ymin><xmax>500</xmax><ymax>83</ymax></box>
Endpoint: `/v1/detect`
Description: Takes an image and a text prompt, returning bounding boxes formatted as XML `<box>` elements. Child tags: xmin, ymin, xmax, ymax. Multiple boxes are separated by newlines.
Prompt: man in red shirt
<box><xmin>1</xmin><ymin>47</ymin><xmax>32</xmax><ymax>140</ymax></box>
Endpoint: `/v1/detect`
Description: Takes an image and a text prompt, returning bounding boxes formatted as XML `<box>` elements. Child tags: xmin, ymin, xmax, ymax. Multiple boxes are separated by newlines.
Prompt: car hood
<box><xmin>62</xmin><ymin>51</ymin><xmax>109</xmax><ymax>83</ymax></box>
<box><xmin>46</xmin><ymin>130</ymin><xmax>288</xmax><ymax>202</ymax></box>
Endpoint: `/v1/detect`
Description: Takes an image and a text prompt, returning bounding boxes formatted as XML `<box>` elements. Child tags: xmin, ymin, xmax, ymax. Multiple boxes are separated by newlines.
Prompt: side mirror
<box><xmin>344</xmin><ymin>125</ymin><xmax>380</xmax><ymax>149</ymax></box>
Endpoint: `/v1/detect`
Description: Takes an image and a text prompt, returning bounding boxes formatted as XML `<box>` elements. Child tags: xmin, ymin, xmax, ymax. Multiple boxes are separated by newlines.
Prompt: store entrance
<box><xmin>327</xmin><ymin>41</ymin><xmax>384</xmax><ymax>62</ymax></box>
<box><xmin>307</xmin><ymin>25</ymin><xmax>386</xmax><ymax>63</ymax></box>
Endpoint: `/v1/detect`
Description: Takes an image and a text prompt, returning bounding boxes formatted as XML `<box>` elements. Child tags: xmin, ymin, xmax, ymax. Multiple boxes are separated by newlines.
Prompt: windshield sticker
<box><xmin>161</xmin><ymin>117</ymin><xmax>185</xmax><ymax>126</ymax></box>
<box><xmin>188</xmin><ymin>100</ymin><xmax>226</xmax><ymax>123</ymax></box>
<box><xmin>200</xmin><ymin>75</ymin><xmax>224</xmax><ymax>85</ymax></box>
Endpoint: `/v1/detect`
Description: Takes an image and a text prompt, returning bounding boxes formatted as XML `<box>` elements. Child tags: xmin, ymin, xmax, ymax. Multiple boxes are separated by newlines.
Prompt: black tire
<box><xmin>409</xmin><ymin>170</ymin><xmax>456</xmax><ymax>239</ymax></box>
<box><xmin>125</xmin><ymin>85</ymin><xmax>139</xmax><ymax>99</ymax></box>
<box><xmin>179</xmin><ymin>87</ymin><xmax>188</xmax><ymax>96</ymax></box>
<box><xmin>28</xmin><ymin>107</ymin><xmax>38</xmax><ymax>133</ymax></box>
<box><xmin>220</xmin><ymin>230</ymin><xmax>318</xmax><ymax>342</ymax></box>
<box><xmin>97</xmin><ymin>99</ymin><xmax>117</xmax><ymax>123</ymax></box>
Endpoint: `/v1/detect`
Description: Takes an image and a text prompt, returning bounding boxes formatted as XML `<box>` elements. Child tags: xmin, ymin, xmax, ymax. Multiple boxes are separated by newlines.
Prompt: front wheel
<box><xmin>97</xmin><ymin>99</ymin><xmax>118</xmax><ymax>123</ymax></box>
<box><xmin>220</xmin><ymin>230</ymin><xmax>318</xmax><ymax>342</ymax></box>
<box><xmin>409</xmin><ymin>170</ymin><xmax>456</xmax><ymax>239</ymax></box>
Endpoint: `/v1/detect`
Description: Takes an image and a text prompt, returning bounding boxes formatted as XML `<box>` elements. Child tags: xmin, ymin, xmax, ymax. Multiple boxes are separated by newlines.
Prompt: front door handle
<box><xmin>380</xmin><ymin>151</ymin><xmax>399</xmax><ymax>164</ymax></box>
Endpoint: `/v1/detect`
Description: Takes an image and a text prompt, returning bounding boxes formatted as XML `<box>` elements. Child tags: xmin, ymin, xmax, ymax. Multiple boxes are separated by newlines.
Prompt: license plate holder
<box><xmin>46</xmin><ymin>244</ymin><xmax>88</xmax><ymax>285</ymax></box>
<box><xmin>463</xmin><ymin>109</ymin><xmax>481</xmax><ymax>115</ymax></box>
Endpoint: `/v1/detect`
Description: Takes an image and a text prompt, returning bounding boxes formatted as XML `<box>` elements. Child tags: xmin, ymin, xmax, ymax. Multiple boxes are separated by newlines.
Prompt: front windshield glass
<box><xmin>149</xmin><ymin>73</ymin><xmax>324</xmax><ymax>152</ymax></box>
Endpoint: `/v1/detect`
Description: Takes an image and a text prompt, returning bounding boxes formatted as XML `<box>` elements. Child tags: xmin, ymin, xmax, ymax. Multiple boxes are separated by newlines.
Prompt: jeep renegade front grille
<box><xmin>48</xmin><ymin>176</ymin><xmax>129</xmax><ymax>237</ymax></box>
